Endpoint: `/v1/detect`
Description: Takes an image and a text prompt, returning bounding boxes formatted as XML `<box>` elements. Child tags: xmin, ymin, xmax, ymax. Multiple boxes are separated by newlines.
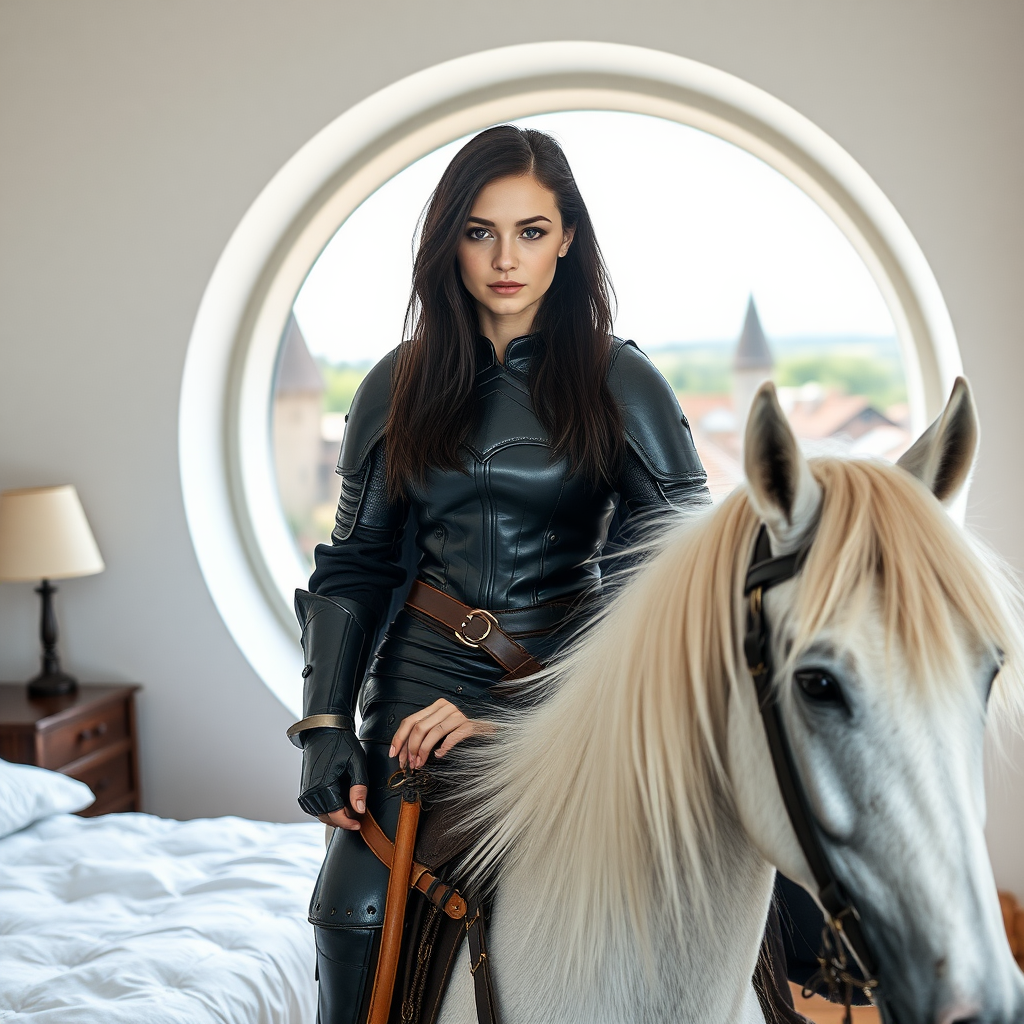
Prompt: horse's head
<box><xmin>729</xmin><ymin>379</ymin><xmax>1024</xmax><ymax>1024</ymax></box>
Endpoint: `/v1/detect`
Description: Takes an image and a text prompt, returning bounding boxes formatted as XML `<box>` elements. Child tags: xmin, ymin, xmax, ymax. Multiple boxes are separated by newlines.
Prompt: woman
<box><xmin>288</xmin><ymin>125</ymin><xmax>708</xmax><ymax>1024</ymax></box>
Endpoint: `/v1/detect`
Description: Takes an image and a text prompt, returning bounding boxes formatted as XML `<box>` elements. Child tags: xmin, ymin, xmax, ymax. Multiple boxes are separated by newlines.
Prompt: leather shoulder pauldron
<box><xmin>337</xmin><ymin>348</ymin><xmax>397</xmax><ymax>476</ymax></box>
<box><xmin>607</xmin><ymin>339</ymin><xmax>705</xmax><ymax>484</ymax></box>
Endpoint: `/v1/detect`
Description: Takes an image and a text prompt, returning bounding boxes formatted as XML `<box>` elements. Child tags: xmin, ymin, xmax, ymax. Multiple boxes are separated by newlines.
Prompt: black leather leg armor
<box><xmin>311</xmin><ymin>741</ymin><xmax>403</xmax><ymax>1024</ymax></box>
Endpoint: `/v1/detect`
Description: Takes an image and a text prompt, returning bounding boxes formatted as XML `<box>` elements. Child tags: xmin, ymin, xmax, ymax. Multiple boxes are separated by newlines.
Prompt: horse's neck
<box><xmin>478</xmin><ymin>803</ymin><xmax>775</xmax><ymax>1024</ymax></box>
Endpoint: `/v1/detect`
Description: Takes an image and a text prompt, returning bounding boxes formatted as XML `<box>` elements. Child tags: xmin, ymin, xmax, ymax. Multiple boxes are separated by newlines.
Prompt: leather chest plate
<box><xmin>407</xmin><ymin>359</ymin><xmax>614</xmax><ymax>610</ymax></box>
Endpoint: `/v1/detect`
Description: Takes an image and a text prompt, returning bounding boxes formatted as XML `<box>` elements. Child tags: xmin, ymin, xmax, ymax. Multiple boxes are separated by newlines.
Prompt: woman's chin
<box><xmin>477</xmin><ymin>293</ymin><xmax>536</xmax><ymax>319</ymax></box>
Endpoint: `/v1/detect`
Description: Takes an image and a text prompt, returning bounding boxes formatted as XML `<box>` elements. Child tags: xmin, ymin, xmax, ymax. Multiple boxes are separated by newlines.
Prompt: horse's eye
<box><xmin>985</xmin><ymin>665</ymin><xmax>1001</xmax><ymax>704</ymax></box>
<box><xmin>794</xmin><ymin>669</ymin><xmax>844</xmax><ymax>706</ymax></box>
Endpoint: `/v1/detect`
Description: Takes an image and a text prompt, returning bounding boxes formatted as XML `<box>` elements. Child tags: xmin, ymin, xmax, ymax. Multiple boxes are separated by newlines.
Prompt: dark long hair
<box><xmin>385</xmin><ymin>125</ymin><xmax>624</xmax><ymax>497</ymax></box>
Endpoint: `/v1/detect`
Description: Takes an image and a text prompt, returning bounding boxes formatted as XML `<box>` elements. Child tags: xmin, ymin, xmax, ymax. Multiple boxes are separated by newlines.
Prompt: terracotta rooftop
<box><xmin>779</xmin><ymin>387</ymin><xmax>896</xmax><ymax>440</ymax></box>
<box><xmin>675</xmin><ymin>386</ymin><xmax>911</xmax><ymax>499</ymax></box>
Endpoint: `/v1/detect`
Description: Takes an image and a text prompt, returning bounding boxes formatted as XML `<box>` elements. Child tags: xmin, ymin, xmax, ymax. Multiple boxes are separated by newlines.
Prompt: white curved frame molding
<box><xmin>179</xmin><ymin>41</ymin><xmax>963</xmax><ymax>715</ymax></box>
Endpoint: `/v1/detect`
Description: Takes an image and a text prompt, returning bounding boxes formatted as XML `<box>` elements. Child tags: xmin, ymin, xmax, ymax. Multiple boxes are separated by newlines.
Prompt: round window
<box><xmin>179</xmin><ymin>43</ymin><xmax>960</xmax><ymax>713</ymax></box>
<box><xmin>273</xmin><ymin>110</ymin><xmax>908</xmax><ymax>571</ymax></box>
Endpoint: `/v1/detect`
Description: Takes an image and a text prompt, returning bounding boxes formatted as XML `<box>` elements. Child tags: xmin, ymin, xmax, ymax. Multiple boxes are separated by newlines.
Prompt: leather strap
<box><xmin>286</xmin><ymin>713</ymin><xmax>354</xmax><ymax>748</ymax></box>
<box><xmin>466</xmin><ymin>897</ymin><xmax>500</xmax><ymax>1024</ymax></box>
<box><xmin>359</xmin><ymin>809</ymin><xmax>468</xmax><ymax>920</ymax></box>
<box><xmin>367</xmin><ymin>792</ymin><xmax>421</xmax><ymax>1024</ymax></box>
<box><xmin>743</xmin><ymin>524</ymin><xmax>880</xmax><ymax>996</ymax></box>
<box><xmin>406</xmin><ymin>580</ymin><xmax>544</xmax><ymax>680</ymax></box>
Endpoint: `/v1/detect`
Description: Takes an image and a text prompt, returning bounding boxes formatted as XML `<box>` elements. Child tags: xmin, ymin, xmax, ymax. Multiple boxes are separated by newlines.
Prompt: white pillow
<box><xmin>0</xmin><ymin>758</ymin><xmax>95</xmax><ymax>838</ymax></box>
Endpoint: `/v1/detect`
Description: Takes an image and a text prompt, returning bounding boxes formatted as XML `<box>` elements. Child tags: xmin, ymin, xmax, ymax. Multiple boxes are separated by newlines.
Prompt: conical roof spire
<box><xmin>274</xmin><ymin>314</ymin><xmax>325</xmax><ymax>395</ymax></box>
<box><xmin>733</xmin><ymin>296</ymin><xmax>774</xmax><ymax>371</ymax></box>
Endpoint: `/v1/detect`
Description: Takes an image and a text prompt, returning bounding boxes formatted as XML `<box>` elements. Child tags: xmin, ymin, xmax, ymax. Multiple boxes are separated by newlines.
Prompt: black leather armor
<box><xmin>298</xmin><ymin>333</ymin><xmax>708</xmax><ymax>1023</ymax></box>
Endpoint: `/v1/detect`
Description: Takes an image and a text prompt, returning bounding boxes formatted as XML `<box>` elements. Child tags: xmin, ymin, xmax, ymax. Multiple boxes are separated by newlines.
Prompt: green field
<box><xmin>315</xmin><ymin>336</ymin><xmax>908</xmax><ymax>416</ymax></box>
<box><xmin>646</xmin><ymin>336</ymin><xmax>906</xmax><ymax>410</ymax></box>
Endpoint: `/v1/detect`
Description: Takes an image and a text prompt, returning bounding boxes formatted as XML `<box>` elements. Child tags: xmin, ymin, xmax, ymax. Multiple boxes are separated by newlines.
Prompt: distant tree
<box><xmin>318</xmin><ymin>361</ymin><xmax>372</xmax><ymax>414</ymax></box>
<box><xmin>775</xmin><ymin>353</ymin><xmax>906</xmax><ymax>409</ymax></box>
<box><xmin>648</xmin><ymin>350</ymin><xmax>731</xmax><ymax>394</ymax></box>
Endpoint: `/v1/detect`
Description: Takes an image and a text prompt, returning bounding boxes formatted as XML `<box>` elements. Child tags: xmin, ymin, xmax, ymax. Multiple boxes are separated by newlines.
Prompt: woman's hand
<box><xmin>316</xmin><ymin>700</ymin><xmax>493</xmax><ymax>830</ymax></box>
<box><xmin>318</xmin><ymin>784</ymin><xmax>367</xmax><ymax>832</ymax></box>
<box><xmin>389</xmin><ymin>698</ymin><xmax>494</xmax><ymax>769</ymax></box>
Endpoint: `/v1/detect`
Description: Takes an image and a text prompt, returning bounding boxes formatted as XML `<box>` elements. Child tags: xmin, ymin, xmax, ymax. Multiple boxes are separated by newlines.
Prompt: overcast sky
<box><xmin>293</xmin><ymin>110</ymin><xmax>896</xmax><ymax>364</ymax></box>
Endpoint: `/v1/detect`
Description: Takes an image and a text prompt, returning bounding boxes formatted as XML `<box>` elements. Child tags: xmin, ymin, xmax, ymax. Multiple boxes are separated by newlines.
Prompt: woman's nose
<box><xmin>493</xmin><ymin>240</ymin><xmax>516</xmax><ymax>271</ymax></box>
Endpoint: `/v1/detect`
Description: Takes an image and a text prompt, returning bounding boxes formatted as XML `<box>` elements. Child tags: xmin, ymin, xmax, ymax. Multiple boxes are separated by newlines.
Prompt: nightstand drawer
<box><xmin>39</xmin><ymin>699</ymin><xmax>129</xmax><ymax>771</ymax></box>
<box><xmin>65</xmin><ymin>747</ymin><xmax>133</xmax><ymax>812</ymax></box>
<box><xmin>0</xmin><ymin>682</ymin><xmax>141</xmax><ymax>814</ymax></box>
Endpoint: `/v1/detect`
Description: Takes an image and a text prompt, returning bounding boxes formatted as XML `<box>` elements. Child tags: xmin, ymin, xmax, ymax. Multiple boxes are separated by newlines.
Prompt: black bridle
<box><xmin>743</xmin><ymin>523</ymin><xmax>881</xmax><ymax>1011</ymax></box>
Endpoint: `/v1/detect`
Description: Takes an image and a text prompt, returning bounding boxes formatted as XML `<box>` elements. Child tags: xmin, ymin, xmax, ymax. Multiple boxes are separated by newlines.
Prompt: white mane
<box><xmin>450</xmin><ymin>457</ymin><xmax>1024</xmax><ymax>985</ymax></box>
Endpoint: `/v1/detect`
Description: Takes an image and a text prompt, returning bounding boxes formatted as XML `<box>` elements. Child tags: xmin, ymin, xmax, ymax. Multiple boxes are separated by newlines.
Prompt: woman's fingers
<box><xmin>435</xmin><ymin>721</ymin><xmax>476</xmax><ymax>758</ymax></box>
<box><xmin>407</xmin><ymin>711</ymin><xmax>466</xmax><ymax>767</ymax></box>
<box><xmin>349</xmin><ymin>784</ymin><xmax>367</xmax><ymax>816</ymax></box>
<box><xmin>391</xmin><ymin>701</ymin><xmax>464</xmax><ymax>767</ymax></box>
<box><xmin>436</xmin><ymin>719</ymin><xmax>496</xmax><ymax>758</ymax></box>
<box><xmin>315</xmin><ymin>784</ymin><xmax>368</xmax><ymax>831</ymax></box>
<box><xmin>318</xmin><ymin>805</ymin><xmax>361</xmax><ymax>831</ymax></box>
<box><xmin>389</xmin><ymin>699</ymin><xmax>452</xmax><ymax>761</ymax></box>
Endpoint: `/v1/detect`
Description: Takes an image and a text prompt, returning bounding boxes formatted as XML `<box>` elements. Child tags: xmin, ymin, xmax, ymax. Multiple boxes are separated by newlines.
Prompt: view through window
<box><xmin>272</xmin><ymin>110</ymin><xmax>908</xmax><ymax>568</ymax></box>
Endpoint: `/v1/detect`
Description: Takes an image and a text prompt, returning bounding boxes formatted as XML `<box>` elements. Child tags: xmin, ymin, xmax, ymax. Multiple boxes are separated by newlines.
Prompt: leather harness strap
<box><xmin>359</xmin><ymin>802</ymin><xmax>500</xmax><ymax>1024</ymax></box>
<box><xmin>367</xmin><ymin>790</ymin><xmax>421</xmax><ymax>1024</ymax></box>
<box><xmin>406</xmin><ymin>580</ymin><xmax>544</xmax><ymax>680</ymax></box>
<box><xmin>466</xmin><ymin>897</ymin><xmax>499</xmax><ymax>1024</ymax></box>
<box><xmin>362</xmin><ymin>580</ymin><xmax>531</xmax><ymax>1024</ymax></box>
<box><xmin>359</xmin><ymin>809</ymin><xmax>468</xmax><ymax>920</ymax></box>
<box><xmin>743</xmin><ymin>523</ymin><xmax>880</xmax><ymax>1005</ymax></box>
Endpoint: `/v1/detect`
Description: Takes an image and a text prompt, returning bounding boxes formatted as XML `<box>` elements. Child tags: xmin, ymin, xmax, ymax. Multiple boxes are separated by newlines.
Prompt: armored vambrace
<box><xmin>288</xmin><ymin>589</ymin><xmax>377</xmax><ymax>818</ymax></box>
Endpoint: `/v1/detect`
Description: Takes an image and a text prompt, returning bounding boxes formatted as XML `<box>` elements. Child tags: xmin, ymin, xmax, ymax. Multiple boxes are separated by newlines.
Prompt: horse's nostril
<box><xmin>950</xmin><ymin>1018</ymin><xmax>980</xmax><ymax>1024</ymax></box>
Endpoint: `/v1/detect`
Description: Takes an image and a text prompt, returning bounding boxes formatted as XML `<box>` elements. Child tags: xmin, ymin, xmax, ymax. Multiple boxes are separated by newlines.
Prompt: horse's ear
<box><xmin>896</xmin><ymin>376</ymin><xmax>979</xmax><ymax>506</ymax></box>
<box><xmin>744</xmin><ymin>382</ymin><xmax>822</xmax><ymax>554</ymax></box>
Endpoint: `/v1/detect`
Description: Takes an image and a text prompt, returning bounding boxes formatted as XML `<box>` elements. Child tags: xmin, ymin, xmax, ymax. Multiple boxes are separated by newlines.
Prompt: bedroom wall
<box><xmin>1</xmin><ymin>0</ymin><xmax>1022</xmax><ymax>888</ymax></box>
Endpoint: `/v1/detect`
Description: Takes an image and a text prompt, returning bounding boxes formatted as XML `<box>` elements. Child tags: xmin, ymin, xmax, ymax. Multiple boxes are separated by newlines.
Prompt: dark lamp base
<box><xmin>28</xmin><ymin>671</ymin><xmax>79</xmax><ymax>700</ymax></box>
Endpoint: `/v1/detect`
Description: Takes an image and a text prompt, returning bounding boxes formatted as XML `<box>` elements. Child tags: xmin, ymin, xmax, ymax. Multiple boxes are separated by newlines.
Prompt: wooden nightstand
<box><xmin>0</xmin><ymin>683</ymin><xmax>141</xmax><ymax>815</ymax></box>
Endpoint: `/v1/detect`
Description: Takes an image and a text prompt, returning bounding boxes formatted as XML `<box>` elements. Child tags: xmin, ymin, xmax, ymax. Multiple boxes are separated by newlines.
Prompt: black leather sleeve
<box><xmin>308</xmin><ymin>349</ymin><xmax>409</xmax><ymax>620</ymax></box>
<box><xmin>295</xmin><ymin>353</ymin><xmax>409</xmax><ymax>816</ymax></box>
<box><xmin>608</xmin><ymin>339</ymin><xmax>710</xmax><ymax>544</ymax></box>
<box><xmin>293</xmin><ymin>590</ymin><xmax>377</xmax><ymax>817</ymax></box>
<box><xmin>309</xmin><ymin>440</ymin><xmax>409</xmax><ymax>618</ymax></box>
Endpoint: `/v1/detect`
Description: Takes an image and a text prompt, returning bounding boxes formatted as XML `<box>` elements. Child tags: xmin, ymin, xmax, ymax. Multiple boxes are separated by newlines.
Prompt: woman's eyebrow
<box><xmin>466</xmin><ymin>215</ymin><xmax>553</xmax><ymax>227</ymax></box>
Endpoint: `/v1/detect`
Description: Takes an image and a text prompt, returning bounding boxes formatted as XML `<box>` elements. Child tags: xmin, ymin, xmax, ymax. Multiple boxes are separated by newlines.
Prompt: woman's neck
<box><xmin>476</xmin><ymin>304</ymin><xmax>538</xmax><ymax>364</ymax></box>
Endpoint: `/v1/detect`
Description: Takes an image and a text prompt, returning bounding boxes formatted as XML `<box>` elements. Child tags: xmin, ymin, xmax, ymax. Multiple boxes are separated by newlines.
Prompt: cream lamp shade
<box><xmin>0</xmin><ymin>485</ymin><xmax>105</xmax><ymax>581</ymax></box>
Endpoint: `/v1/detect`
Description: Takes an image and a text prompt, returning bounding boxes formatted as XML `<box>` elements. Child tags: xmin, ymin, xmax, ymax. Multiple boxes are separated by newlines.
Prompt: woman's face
<box><xmin>457</xmin><ymin>174</ymin><xmax>574</xmax><ymax>330</ymax></box>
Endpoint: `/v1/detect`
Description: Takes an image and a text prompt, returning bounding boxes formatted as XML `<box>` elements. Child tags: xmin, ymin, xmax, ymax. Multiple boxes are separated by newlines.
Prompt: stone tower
<box><xmin>732</xmin><ymin>296</ymin><xmax>774</xmax><ymax>435</ymax></box>
<box><xmin>272</xmin><ymin>314</ymin><xmax>325</xmax><ymax>527</ymax></box>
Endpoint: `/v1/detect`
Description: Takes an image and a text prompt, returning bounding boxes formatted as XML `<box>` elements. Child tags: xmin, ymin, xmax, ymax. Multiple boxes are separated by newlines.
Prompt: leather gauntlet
<box><xmin>288</xmin><ymin>589</ymin><xmax>377</xmax><ymax>817</ymax></box>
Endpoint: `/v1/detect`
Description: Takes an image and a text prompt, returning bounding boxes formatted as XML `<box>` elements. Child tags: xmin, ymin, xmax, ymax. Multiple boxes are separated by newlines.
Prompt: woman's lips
<box><xmin>488</xmin><ymin>282</ymin><xmax>525</xmax><ymax>295</ymax></box>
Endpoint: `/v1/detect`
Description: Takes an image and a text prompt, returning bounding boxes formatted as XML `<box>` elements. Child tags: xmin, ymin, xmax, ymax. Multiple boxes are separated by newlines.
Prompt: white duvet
<box><xmin>0</xmin><ymin>812</ymin><xmax>324</xmax><ymax>1024</ymax></box>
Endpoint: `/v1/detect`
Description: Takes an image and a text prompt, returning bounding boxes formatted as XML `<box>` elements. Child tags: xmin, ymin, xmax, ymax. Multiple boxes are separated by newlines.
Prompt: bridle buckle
<box><xmin>454</xmin><ymin>608</ymin><xmax>498</xmax><ymax>648</ymax></box>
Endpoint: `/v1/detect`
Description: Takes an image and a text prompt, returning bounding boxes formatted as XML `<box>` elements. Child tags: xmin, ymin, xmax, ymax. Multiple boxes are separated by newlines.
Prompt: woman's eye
<box><xmin>521</xmin><ymin>227</ymin><xmax>544</xmax><ymax>240</ymax></box>
<box><xmin>794</xmin><ymin>669</ymin><xmax>845</xmax><ymax>707</ymax></box>
<box><xmin>467</xmin><ymin>228</ymin><xmax>491</xmax><ymax>241</ymax></box>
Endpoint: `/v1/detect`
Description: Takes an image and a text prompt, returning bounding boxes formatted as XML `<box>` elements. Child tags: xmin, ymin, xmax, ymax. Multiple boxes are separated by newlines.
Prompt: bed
<box><xmin>0</xmin><ymin>759</ymin><xmax>324</xmax><ymax>1024</ymax></box>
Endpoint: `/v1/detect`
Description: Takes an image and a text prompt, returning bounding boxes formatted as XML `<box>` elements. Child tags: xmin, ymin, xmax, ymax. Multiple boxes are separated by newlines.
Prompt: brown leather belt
<box><xmin>358</xmin><ymin>807</ymin><xmax>467</xmax><ymax>920</ymax></box>
<box><xmin>406</xmin><ymin>580</ymin><xmax>544</xmax><ymax>681</ymax></box>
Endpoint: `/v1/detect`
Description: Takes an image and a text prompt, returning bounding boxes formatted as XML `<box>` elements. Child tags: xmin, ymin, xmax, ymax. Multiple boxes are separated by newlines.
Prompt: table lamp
<box><xmin>0</xmin><ymin>485</ymin><xmax>105</xmax><ymax>698</ymax></box>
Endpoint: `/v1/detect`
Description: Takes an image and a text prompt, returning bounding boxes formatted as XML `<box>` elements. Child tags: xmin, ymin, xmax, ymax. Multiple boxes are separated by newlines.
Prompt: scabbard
<box><xmin>366</xmin><ymin>792</ymin><xmax>421</xmax><ymax>1024</ymax></box>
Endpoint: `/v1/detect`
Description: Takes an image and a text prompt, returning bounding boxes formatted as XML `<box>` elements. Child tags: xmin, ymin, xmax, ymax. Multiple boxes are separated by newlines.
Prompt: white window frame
<box><xmin>178</xmin><ymin>41</ymin><xmax>962</xmax><ymax>715</ymax></box>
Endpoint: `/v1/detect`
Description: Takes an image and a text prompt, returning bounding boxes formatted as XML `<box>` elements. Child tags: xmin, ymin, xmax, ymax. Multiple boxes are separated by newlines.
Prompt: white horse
<box><xmin>436</xmin><ymin>378</ymin><xmax>1024</xmax><ymax>1024</ymax></box>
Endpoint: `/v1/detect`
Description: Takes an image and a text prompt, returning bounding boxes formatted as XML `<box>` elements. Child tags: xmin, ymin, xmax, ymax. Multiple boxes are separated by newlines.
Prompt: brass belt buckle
<box><xmin>455</xmin><ymin>608</ymin><xmax>498</xmax><ymax>648</ymax></box>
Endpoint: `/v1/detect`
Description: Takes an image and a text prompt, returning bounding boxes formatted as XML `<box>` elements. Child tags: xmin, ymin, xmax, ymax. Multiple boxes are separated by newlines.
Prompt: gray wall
<box><xmin>1</xmin><ymin>1</ymin><xmax>1023</xmax><ymax>887</ymax></box>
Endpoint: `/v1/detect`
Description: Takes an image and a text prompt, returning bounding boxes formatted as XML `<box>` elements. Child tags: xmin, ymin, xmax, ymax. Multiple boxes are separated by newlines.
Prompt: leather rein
<box><xmin>743</xmin><ymin>522</ymin><xmax>880</xmax><ymax>1011</ymax></box>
